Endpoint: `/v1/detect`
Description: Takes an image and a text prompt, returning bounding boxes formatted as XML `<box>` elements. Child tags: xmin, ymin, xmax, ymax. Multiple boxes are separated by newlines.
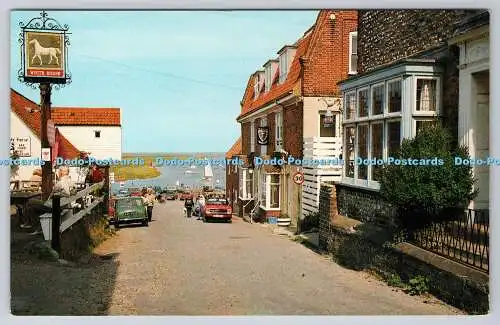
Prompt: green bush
<box><xmin>405</xmin><ymin>275</ymin><xmax>430</xmax><ymax>296</ymax></box>
<box><xmin>300</xmin><ymin>211</ymin><xmax>320</xmax><ymax>232</ymax></box>
<box><xmin>379</xmin><ymin>123</ymin><xmax>477</xmax><ymax>228</ymax></box>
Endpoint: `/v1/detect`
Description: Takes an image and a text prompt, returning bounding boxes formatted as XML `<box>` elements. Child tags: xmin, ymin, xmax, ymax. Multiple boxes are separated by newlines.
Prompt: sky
<box><xmin>10</xmin><ymin>10</ymin><xmax>319</xmax><ymax>153</ymax></box>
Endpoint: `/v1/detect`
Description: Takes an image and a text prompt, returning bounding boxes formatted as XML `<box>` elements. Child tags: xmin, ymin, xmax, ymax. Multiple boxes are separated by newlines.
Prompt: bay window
<box><xmin>339</xmin><ymin>60</ymin><xmax>443</xmax><ymax>189</ymax></box>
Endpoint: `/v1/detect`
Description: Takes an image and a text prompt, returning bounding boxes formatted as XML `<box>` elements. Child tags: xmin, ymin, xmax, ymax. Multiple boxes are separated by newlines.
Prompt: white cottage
<box><xmin>51</xmin><ymin>107</ymin><xmax>122</xmax><ymax>160</ymax></box>
<box><xmin>449</xmin><ymin>10</ymin><xmax>490</xmax><ymax>212</ymax></box>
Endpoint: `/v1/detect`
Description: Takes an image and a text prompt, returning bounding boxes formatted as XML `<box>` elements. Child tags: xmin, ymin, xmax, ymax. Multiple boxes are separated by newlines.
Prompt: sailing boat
<box><xmin>201</xmin><ymin>158</ymin><xmax>214</xmax><ymax>189</ymax></box>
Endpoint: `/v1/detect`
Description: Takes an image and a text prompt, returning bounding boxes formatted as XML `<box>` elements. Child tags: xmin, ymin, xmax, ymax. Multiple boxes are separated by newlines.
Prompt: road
<box><xmin>90</xmin><ymin>200</ymin><xmax>461</xmax><ymax>315</ymax></box>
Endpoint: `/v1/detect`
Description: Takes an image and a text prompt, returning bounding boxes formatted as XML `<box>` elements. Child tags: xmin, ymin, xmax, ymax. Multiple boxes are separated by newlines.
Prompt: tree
<box><xmin>379</xmin><ymin>123</ymin><xmax>477</xmax><ymax>227</ymax></box>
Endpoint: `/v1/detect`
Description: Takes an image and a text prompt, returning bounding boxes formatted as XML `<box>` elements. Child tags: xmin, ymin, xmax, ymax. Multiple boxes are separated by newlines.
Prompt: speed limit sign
<box><xmin>293</xmin><ymin>172</ymin><xmax>304</xmax><ymax>185</ymax></box>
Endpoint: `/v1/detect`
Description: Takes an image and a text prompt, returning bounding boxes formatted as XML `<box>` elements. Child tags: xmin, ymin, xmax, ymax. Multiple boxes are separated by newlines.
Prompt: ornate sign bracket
<box><xmin>17</xmin><ymin>10</ymin><xmax>72</xmax><ymax>90</ymax></box>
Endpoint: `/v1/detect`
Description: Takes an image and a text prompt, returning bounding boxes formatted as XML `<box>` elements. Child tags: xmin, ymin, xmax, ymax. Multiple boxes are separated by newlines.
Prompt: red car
<box><xmin>201</xmin><ymin>198</ymin><xmax>232</xmax><ymax>223</ymax></box>
<box><xmin>179</xmin><ymin>191</ymin><xmax>192</xmax><ymax>201</ymax></box>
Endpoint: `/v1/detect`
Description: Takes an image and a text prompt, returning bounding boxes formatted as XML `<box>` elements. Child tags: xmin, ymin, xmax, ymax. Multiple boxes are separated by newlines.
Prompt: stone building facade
<box><xmin>336</xmin><ymin>9</ymin><xmax>484</xmax><ymax>222</ymax></box>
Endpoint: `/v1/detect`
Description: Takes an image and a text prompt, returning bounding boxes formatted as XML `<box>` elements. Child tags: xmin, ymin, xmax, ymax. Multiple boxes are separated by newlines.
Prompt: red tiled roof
<box><xmin>237</xmin><ymin>31</ymin><xmax>312</xmax><ymax>120</ymax></box>
<box><xmin>10</xmin><ymin>89</ymin><xmax>80</xmax><ymax>159</ymax></box>
<box><xmin>225</xmin><ymin>137</ymin><xmax>242</xmax><ymax>159</ymax></box>
<box><xmin>51</xmin><ymin>107</ymin><xmax>121</xmax><ymax>126</ymax></box>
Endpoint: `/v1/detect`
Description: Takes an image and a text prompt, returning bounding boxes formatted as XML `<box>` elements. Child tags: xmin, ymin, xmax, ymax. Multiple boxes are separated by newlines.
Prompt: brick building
<box><xmin>336</xmin><ymin>10</ymin><xmax>489</xmax><ymax>222</ymax></box>
<box><xmin>225</xmin><ymin>137</ymin><xmax>242</xmax><ymax>214</ymax></box>
<box><xmin>234</xmin><ymin>10</ymin><xmax>358</xmax><ymax>226</ymax></box>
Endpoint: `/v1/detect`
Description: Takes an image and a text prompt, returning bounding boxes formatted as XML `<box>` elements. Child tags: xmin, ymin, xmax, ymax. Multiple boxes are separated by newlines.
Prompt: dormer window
<box><xmin>279</xmin><ymin>53</ymin><xmax>289</xmax><ymax>83</ymax></box>
<box><xmin>278</xmin><ymin>45</ymin><xmax>296</xmax><ymax>84</ymax></box>
<box><xmin>349</xmin><ymin>31</ymin><xmax>358</xmax><ymax>75</ymax></box>
<box><xmin>263</xmin><ymin>59</ymin><xmax>278</xmax><ymax>92</ymax></box>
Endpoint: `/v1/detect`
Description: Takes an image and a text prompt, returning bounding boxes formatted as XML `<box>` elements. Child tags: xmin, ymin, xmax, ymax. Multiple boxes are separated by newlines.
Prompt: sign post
<box><xmin>18</xmin><ymin>11</ymin><xmax>71</xmax><ymax>200</ymax></box>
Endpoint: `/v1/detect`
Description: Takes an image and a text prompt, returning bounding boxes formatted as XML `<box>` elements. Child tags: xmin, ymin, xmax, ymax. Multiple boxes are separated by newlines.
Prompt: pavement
<box><xmin>11</xmin><ymin>200</ymin><xmax>464</xmax><ymax>315</ymax></box>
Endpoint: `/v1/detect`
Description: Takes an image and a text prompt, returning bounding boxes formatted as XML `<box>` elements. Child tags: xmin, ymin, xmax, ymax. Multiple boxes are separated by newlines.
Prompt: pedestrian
<box><xmin>195</xmin><ymin>194</ymin><xmax>205</xmax><ymax>220</ymax></box>
<box><xmin>24</xmin><ymin>165</ymin><xmax>76</xmax><ymax>234</ymax></box>
<box><xmin>184</xmin><ymin>195</ymin><xmax>194</xmax><ymax>218</ymax></box>
<box><xmin>145</xmin><ymin>187</ymin><xmax>156</xmax><ymax>222</ymax></box>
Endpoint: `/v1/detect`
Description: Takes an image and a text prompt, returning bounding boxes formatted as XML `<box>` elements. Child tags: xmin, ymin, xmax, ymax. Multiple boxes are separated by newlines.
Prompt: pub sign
<box><xmin>257</xmin><ymin>127</ymin><xmax>269</xmax><ymax>145</ymax></box>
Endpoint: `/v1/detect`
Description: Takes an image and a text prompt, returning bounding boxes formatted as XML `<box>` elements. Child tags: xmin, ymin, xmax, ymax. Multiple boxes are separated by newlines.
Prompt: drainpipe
<box><xmin>274</xmin><ymin>100</ymin><xmax>287</xmax><ymax>219</ymax></box>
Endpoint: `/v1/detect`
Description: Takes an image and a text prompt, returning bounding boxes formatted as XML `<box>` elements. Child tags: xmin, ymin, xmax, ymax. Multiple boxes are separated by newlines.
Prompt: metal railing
<box><xmin>407</xmin><ymin>209</ymin><xmax>489</xmax><ymax>272</ymax></box>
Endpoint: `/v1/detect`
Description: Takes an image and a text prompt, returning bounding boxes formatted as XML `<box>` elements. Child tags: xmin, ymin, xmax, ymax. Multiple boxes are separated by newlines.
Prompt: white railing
<box><xmin>303</xmin><ymin>137</ymin><xmax>342</xmax><ymax>159</ymax></box>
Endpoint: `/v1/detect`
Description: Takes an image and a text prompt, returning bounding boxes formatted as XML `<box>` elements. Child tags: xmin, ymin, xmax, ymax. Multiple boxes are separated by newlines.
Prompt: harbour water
<box><xmin>110</xmin><ymin>154</ymin><xmax>227</xmax><ymax>192</ymax></box>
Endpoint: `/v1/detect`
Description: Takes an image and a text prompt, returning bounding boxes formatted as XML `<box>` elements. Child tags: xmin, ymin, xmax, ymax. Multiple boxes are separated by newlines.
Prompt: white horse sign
<box><xmin>24</xmin><ymin>31</ymin><xmax>65</xmax><ymax>80</ymax></box>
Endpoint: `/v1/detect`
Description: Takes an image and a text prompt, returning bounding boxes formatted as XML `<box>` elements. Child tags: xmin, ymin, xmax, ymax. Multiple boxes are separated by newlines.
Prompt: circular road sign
<box><xmin>293</xmin><ymin>172</ymin><xmax>304</xmax><ymax>185</ymax></box>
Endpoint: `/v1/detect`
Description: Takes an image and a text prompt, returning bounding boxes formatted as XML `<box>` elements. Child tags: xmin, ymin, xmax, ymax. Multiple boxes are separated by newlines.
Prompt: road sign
<box><xmin>293</xmin><ymin>172</ymin><xmax>304</xmax><ymax>185</ymax></box>
<box><xmin>47</xmin><ymin>119</ymin><xmax>55</xmax><ymax>146</ymax></box>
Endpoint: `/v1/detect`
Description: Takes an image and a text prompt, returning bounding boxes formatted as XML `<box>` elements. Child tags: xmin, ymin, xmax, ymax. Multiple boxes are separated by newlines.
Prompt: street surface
<box><xmin>93</xmin><ymin>201</ymin><xmax>461</xmax><ymax>315</ymax></box>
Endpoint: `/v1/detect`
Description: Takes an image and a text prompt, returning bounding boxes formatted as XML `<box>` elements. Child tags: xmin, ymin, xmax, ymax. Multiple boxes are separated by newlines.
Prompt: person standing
<box><xmin>145</xmin><ymin>188</ymin><xmax>156</xmax><ymax>222</ymax></box>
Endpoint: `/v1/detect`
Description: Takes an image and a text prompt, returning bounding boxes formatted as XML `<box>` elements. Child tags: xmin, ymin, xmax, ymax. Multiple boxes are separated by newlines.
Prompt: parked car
<box><xmin>179</xmin><ymin>191</ymin><xmax>192</xmax><ymax>201</ymax></box>
<box><xmin>111</xmin><ymin>196</ymin><xmax>149</xmax><ymax>228</ymax></box>
<box><xmin>200</xmin><ymin>198</ymin><xmax>232</xmax><ymax>223</ymax></box>
<box><xmin>165</xmin><ymin>190</ymin><xmax>178</xmax><ymax>200</ymax></box>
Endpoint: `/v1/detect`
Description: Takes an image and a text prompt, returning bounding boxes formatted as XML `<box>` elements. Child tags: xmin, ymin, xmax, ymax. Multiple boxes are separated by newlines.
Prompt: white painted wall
<box><xmin>56</xmin><ymin>125</ymin><xmax>122</xmax><ymax>160</ymax></box>
<box><xmin>10</xmin><ymin>112</ymin><xmax>42</xmax><ymax>182</ymax></box>
<box><xmin>303</xmin><ymin>96</ymin><xmax>342</xmax><ymax>138</ymax></box>
<box><xmin>456</xmin><ymin>32</ymin><xmax>490</xmax><ymax>210</ymax></box>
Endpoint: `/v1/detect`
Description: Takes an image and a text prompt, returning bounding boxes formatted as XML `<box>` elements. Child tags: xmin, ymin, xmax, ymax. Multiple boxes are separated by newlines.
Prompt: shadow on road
<box><xmin>10</xmin><ymin>230</ymin><xmax>120</xmax><ymax>315</ymax></box>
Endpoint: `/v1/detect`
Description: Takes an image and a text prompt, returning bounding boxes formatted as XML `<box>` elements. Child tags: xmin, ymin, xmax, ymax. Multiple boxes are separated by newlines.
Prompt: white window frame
<box><xmin>250</xmin><ymin>120</ymin><xmax>255</xmax><ymax>152</ymax></box>
<box><xmin>348</xmin><ymin>31</ymin><xmax>358</xmax><ymax>75</ymax></box>
<box><xmin>413</xmin><ymin>76</ymin><xmax>441</xmax><ymax>116</ymax></box>
<box><xmin>275</xmin><ymin>111</ymin><xmax>283</xmax><ymax>150</ymax></box>
<box><xmin>279</xmin><ymin>52</ymin><xmax>288</xmax><ymax>84</ymax></box>
<box><xmin>259</xmin><ymin>173</ymin><xmax>281</xmax><ymax>210</ymax></box>
<box><xmin>341</xmin><ymin>73</ymin><xmax>441</xmax><ymax>191</ymax></box>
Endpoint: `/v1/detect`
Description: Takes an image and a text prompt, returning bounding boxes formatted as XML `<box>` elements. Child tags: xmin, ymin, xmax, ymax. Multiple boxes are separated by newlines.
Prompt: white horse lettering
<box><xmin>29</xmin><ymin>39</ymin><xmax>61</xmax><ymax>66</ymax></box>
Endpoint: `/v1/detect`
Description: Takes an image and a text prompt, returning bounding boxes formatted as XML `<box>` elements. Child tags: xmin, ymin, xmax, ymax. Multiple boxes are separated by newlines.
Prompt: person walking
<box><xmin>184</xmin><ymin>195</ymin><xmax>194</xmax><ymax>218</ymax></box>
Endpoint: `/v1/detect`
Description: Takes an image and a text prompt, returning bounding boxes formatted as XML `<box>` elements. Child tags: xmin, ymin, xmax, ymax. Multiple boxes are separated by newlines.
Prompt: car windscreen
<box><xmin>206</xmin><ymin>199</ymin><xmax>228</xmax><ymax>205</ymax></box>
<box><xmin>116</xmin><ymin>198</ymin><xmax>143</xmax><ymax>208</ymax></box>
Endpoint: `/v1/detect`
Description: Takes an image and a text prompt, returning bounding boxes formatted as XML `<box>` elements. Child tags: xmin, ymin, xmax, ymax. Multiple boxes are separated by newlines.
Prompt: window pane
<box><xmin>346</xmin><ymin>93</ymin><xmax>356</xmax><ymax>119</ymax></box>
<box><xmin>357</xmin><ymin>125</ymin><xmax>368</xmax><ymax>180</ymax></box>
<box><xmin>351</xmin><ymin>34</ymin><xmax>357</xmax><ymax>54</ymax></box>
<box><xmin>388</xmin><ymin>81</ymin><xmax>402</xmax><ymax>113</ymax></box>
<box><xmin>320</xmin><ymin>114</ymin><xmax>336</xmax><ymax>137</ymax></box>
<box><xmin>245</xmin><ymin>171</ymin><xmax>253</xmax><ymax>199</ymax></box>
<box><xmin>345</xmin><ymin>126</ymin><xmax>355</xmax><ymax>177</ymax></box>
<box><xmin>358</xmin><ymin>89</ymin><xmax>368</xmax><ymax>117</ymax></box>
<box><xmin>387</xmin><ymin>120</ymin><xmax>401</xmax><ymax>157</ymax></box>
<box><xmin>416</xmin><ymin>79</ymin><xmax>437</xmax><ymax>111</ymax></box>
<box><xmin>416</xmin><ymin>120</ymin><xmax>437</xmax><ymax>135</ymax></box>
<box><xmin>371</xmin><ymin>123</ymin><xmax>384</xmax><ymax>181</ymax></box>
<box><xmin>372</xmin><ymin>85</ymin><xmax>384</xmax><ymax>115</ymax></box>
<box><xmin>270</xmin><ymin>184</ymin><xmax>280</xmax><ymax>208</ymax></box>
